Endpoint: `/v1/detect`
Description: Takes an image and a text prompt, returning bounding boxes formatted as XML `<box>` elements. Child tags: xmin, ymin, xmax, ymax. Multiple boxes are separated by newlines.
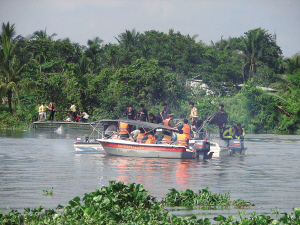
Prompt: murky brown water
<box><xmin>0</xmin><ymin>129</ymin><xmax>299</xmax><ymax>219</ymax></box>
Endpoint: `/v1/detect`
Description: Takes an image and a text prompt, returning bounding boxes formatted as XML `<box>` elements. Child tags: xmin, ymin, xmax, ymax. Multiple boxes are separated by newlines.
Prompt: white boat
<box><xmin>97</xmin><ymin>119</ymin><xmax>213</xmax><ymax>160</ymax></box>
<box><xmin>74</xmin><ymin>136</ymin><xmax>105</xmax><ymax>154</ymax></box>
<box><xmin>194</xmin><ymin>112</ymin><xmax>247</xmax><ymax>157</ymax></box>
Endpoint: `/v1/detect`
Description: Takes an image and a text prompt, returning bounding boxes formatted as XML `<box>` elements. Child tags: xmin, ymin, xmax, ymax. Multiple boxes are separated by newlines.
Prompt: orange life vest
<box><xmin>164</xmin><ymin>118</ymin><xmax>170</xmax><ymax>126</ymax></box>
<box><xmin>119</xmin><ymin>122</ymin><xmax>129</xmax><ymax>135</ymax></box>
<box><xmin>145</xmin><ymin>134</ymin><xmax>155</xmax><ymax>144</ymax></box>
<box><xmin>182</xmin><ymin>124</ymin><xmax>191</xmax><ymax>140</ymax></box>
<box><xmin>177</xmin><ymin>134</ymin><xmax>188</xmax><ymax>147</ymax></box>
<box><xmin>136</xmin><ymin>132</ymin><xmax>146</xmax><ymax>143</ymax></box>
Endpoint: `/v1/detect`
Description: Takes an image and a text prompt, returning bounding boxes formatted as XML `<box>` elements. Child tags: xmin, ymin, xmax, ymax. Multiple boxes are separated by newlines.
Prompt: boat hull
<box><xmin>209</xmin><ymin>139</ymin><xmax>247</xmax><ymax>157</ymax></box>
<box><xmin>74</xmin><ymin>142</ymin><xmax>105</xmax><ymax>154</ymax></box>
<box><xmin>98</xmin><ymin>139</ymin><xmax>200</xmax><ymax>159</ymax></box>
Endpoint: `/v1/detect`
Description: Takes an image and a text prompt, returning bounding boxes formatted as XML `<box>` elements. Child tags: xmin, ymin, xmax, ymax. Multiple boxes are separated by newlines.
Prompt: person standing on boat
<box><xmin>191</xmin><ymin>116</ymin><xmax>203</xmax><ymax>139</ymax></box>
<box><xmin>41</xmin><ymin>103</ymin><xmax>47</xmax><ymax>121</ymax></box>
<box><xmin>234</xmin><ymin>123</ymin><xmax>245</xmax><ymax>140</ymax></box>
<box><xmin>172</xmin><ymin>129</ymin><xmax>189</xmax><ymax>147</ymax></box>
<box><xmin>188</xmin><ymin>102</ymin><xmax>198</xmax><ymax>120</ymax></box>
<box><xmin>160</xmin><ymin>103</ymin><xmax>171</xmax><ymax>120</ymax></box>
<box><xmin>70</xmin><ymin>103</ymin><xmax>76</xmax><ymax>122</ymax></box>
<box><xmin>138</xmin><ymin>104</ymin><xmax>148</xmax><ymax>122</ymax></box>
<box><xmin>48</xmin><ymin>101</ymin><xmax>55</xmax><ymax>121</ymax></box>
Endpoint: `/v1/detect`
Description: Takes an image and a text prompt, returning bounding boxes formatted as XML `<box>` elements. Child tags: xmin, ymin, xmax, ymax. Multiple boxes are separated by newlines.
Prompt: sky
<box><xmin>0</xmin><ymin>0</ymin><xmax>299</xmax><ymax>58</ymax></box>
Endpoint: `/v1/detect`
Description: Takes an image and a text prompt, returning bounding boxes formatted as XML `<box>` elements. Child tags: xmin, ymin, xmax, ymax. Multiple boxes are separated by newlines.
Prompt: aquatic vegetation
<box><xmin>0</xmin><ymin>181</ymin><xmax>298</xmax><ymax>224</ymax></box>
<box><xmin>163</xmin><ymin>187</ymin><xmax>253</xmax><ymax>207</ymax></box>
<box><xmin>43</xmin><ymin>188</ymin><xmax>53</xmax><ymax>196</ymax></box>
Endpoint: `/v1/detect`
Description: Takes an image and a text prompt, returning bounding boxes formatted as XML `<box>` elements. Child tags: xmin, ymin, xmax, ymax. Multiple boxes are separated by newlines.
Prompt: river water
<box><xmin>0</xmin><ymin>129</ymin><xmax>299</xmax><ymax>220</ymax></box>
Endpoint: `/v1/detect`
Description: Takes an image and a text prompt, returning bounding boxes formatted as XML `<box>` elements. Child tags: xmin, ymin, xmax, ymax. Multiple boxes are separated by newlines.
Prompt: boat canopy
<box><xmin>206</xmin><ymin>111</ymin><xmax>228</xmax><ymax>125</ymax></box>
<box><xmin>99</xmin><ymin>119</ymin><xmax>178</xmax><ymax>131</ymax></box>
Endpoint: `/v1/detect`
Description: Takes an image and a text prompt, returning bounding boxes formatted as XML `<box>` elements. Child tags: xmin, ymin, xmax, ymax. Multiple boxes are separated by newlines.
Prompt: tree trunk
<box><xmin>7</xmin><ymin>89</ymin><xmax>13</xmax><ymax>114</ymax></box>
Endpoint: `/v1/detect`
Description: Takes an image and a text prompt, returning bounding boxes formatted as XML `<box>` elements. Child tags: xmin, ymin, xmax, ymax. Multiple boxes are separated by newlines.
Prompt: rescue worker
<box><xmin>188</xmin><ymin>102</ymin><xmax>198</xmax><ymax>120</ymax></box>
<box><xmin>119</xmin><ymin>122</ymin><xmax>130</xmax><ymax>139</ymax></box>
<box><xmin>141</xmin><ymin>131</ymin><xmax>156</xmax><ymax>144</ymax></box>
<box><xmin>222</xmin><ymin>125</ymin><xmax>237</xmax><ymax>140</ymax></box>
<box><xmin>234</xmin><ymin>123</ymin><xmax>245</xmax><ymax>140</ymax></box>
<box><xmin>164</xmin><ymin>113</ymin><xmax>175</xmax><ymax>127</ymax></box>
<box><xmin>138</xmin><ymin>104</ymin><xmax>148</xmax><ymax>122</ymax></box>
<box><xmin>48</xmin><ymin>101</ymin><xmax>55</xmax><ymax>121</ymax></box>
<box><xmin>41</xmin><ymin>103</ymin><xmax>47</xmax><ymax>121</ymax></box>
<box><xmin>70</xmin><ymin>103</ymin><xmax>76</xmax><ymax>122</ymax></box>
<box><xmin>160</xmin><ymin>103</ymin><xmax>171</xmax><ymax>120</ymax></box>
<box><xmin>172</xmin><ymin>129</ymin><xmax>189</xmax><ymax>147</ymax></box>
<box><xmin>136</xmin><ymin>127</ymin><xmax>146</xmax><ymax>143</ymax></box>
<box><xmin>176</xmin><ymin>119</ymin><xmax>191</xmax><ymax>140</ymax></box>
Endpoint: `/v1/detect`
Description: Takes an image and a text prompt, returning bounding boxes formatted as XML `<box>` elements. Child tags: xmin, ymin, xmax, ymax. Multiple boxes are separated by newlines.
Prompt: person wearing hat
<box><xmin>188</xmin><ymin>102</ymin><xmax>198</xmax><ymax>120</ymax></box>
<box><xmin>164</xmin><ymin>113</ymin><xmax>175</xmax><ymax>127</ymax></box>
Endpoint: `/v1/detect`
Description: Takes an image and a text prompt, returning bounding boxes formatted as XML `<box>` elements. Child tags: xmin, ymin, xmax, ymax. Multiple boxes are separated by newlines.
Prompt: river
<box><xmin>0</xmin><ymin>129</ymin><xmax>299</xmax><ymax>220</ymax></box>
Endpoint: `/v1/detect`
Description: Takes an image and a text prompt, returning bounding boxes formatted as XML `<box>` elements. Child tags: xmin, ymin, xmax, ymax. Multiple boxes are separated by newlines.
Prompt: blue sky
<box><xmin>1</xmin><ymin>0</ymin><xmax>299</xmax><ymax>57</ymax></box>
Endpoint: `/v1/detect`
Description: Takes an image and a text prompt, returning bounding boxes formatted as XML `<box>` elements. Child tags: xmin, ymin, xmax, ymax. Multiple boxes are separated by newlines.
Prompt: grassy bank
<box><xmin>0</xmin><ymin>181</ymin><xmax>298</xmax><ymax>224</ymax></box>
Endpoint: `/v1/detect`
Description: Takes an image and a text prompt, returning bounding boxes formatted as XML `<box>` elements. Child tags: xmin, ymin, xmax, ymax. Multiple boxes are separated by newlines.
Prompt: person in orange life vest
<box><xmin>119</xmin><ymin>122</ymin><xmax>130</xmax><ymax>138</ymax></box>
<box><xmin>136</xmin><ymin>127</ymin><xmax>147</xmax><ymax>143</ymax></box>
<box><xmin>176</xmin><ymin>119</ymin><xmax>191</xmax><ymax>140</ymax></box>
<box><xmin>172</xmin><ymin>129</ymin><xmax>189</xmax><ymax>147</ymax></box>
<box><xmin>141</xmin><ymin>130</ymin><xmax>155</xmax><ymax>144</ymax></box>
<box><xmin>164</xmin><ymin>113</ymin><xmax>175</xmax><ymax>127</ymax></box>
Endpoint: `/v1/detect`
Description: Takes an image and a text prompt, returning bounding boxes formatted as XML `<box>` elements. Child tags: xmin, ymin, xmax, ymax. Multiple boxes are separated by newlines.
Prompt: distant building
<box><xmin>186</xmin><ymin>75</ymin><xmax>277</xmax><ymax>94</ymax></box>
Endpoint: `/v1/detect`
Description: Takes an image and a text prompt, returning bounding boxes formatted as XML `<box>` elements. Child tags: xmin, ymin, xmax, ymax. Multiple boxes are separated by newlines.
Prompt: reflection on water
<box><xmin>0</xmin><ymin>131</ymin><xmax>299</xmax><ymax>220</ymax></box>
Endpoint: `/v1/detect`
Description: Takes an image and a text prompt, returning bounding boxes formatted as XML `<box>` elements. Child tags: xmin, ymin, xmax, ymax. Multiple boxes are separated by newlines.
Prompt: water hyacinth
<box><xmin>0</xmin><ymin>181</ymin><xmax>298</xmax><ymax>224</ymax></box>
<box><xmin>163</xmin><ymin>187</ymin><xmax>253</xmax><ymax>207</ymax></box>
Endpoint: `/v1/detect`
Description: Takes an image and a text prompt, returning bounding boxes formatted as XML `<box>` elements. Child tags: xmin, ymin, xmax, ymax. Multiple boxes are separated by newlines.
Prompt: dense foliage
<box><xmin>0</xmin><ymin>22</ymin><xmax>299</xmax><ymax>133</ymax></box>
<box><xmin>0</xmin><ymin>181</ymin><xmax>299</xmax><ymax>224</ymax></box>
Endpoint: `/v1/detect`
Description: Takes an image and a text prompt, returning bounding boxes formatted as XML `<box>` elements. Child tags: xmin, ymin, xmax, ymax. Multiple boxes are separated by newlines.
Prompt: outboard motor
<box><xmin>76</xmin><ymin>136</ymin><xmax>89</xmax><ymax>143</ymax></box>
<box><xmin>193</xmin><ymin>140</ymin><xmax>210</xmax><ymax>152</ymax></box>
<box><xmin>228</xmin><ymin>139</ymin><xmax>245</xmax><ymax>155</ymax></box>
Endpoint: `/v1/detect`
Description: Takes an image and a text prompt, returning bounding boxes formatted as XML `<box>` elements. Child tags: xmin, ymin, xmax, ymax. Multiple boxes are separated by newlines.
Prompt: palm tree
<box><xmin>115</xmin><ymin>29</ymin><xmax>140</xmax><ymax>47</ymax></box>
<box><xmin>0</xmin><ymin>22</ymin><xmax>36</xmax><ymax>114</ymax></box>
<box><xmin>85</xmin><ymin>37</ymin><xmax>103</xmax><ymax>74</ymax></box>
<box><xmin>283</xmin><ymin>53</ymin><xmax>300</xmax><ymax>75</ymax></box>
<box><xmin>31</xmin><ymin>29</ymin><xmax>57</xmax><ymax>41</ymax></box>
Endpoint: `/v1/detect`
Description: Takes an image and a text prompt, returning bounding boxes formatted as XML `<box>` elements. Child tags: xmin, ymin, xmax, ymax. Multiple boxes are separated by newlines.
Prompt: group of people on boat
<box><xmin>37</xmin><ymin>102</ymin><xmax>89</xmax><ymax>122</ymax></box>
<box><xmin>115</xmin><ymin>102</ymin><xmax>245</xmax><ymax>147</ymax></box>
<box><xmin>38</xmin><ymin>102</ymin><xmax>55</xmax><ymax>122</ymax></box>
<box><xmin>115</xmin><ymin>102</ymin><xmax>205</xmax><ymax>147</ymax></box>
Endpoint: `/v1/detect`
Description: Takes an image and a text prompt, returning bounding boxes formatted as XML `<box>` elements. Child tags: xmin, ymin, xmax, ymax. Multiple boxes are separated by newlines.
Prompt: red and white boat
<box><xmin>97</xmin><ymin>119</ymin><xmax>212</xmax><ymax>160</ymax></box>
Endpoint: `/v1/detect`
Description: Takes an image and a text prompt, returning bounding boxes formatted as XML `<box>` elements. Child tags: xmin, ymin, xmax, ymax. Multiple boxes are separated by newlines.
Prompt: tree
<box><xmin>239</xmin><ymin>28</ymin><xmax>282</xmax><ymax>81</ymax></box>
<box><xmin>0</xmin><ymin>22</ymin><xmax>36</xmax><ymax>114</ymax></box>
<box><xmin>115</xmin><ymin>29</ymin><xmax>141</xmax><ymax>47</ymax></box>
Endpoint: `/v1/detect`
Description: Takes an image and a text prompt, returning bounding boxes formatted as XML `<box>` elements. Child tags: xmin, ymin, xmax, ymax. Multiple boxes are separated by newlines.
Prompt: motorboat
<box><xmin>74</xmin><ymin>136</ymin><xmax>105</xmax><ymax>154</ymax></box>
<box><xmin>194</xmin><ymin>112</ymin><xmax>247</xmax><ymax>157</ymax></box>
<box><xmin>74</xmin><ymin>122</ymin><xmax>116</xmax><ymax>154</ymax></box>
<box><xmin>97</xmin><ymin>119</ymin><xmax>212</xmax><ymax>160</ymax></box>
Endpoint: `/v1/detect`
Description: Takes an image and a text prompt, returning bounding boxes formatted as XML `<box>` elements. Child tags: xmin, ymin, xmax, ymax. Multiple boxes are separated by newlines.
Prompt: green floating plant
<box><xmin>0</xmin><ymin>182</ymin><xmax>298</xmax><ymax>225</ymax></box>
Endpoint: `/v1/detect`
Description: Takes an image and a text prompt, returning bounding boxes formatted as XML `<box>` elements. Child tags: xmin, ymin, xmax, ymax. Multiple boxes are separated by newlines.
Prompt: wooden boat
<box><xmin>97</xmin><ymin>119</ymin><xmax>212</xmax><ymax>160</ymax></box>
